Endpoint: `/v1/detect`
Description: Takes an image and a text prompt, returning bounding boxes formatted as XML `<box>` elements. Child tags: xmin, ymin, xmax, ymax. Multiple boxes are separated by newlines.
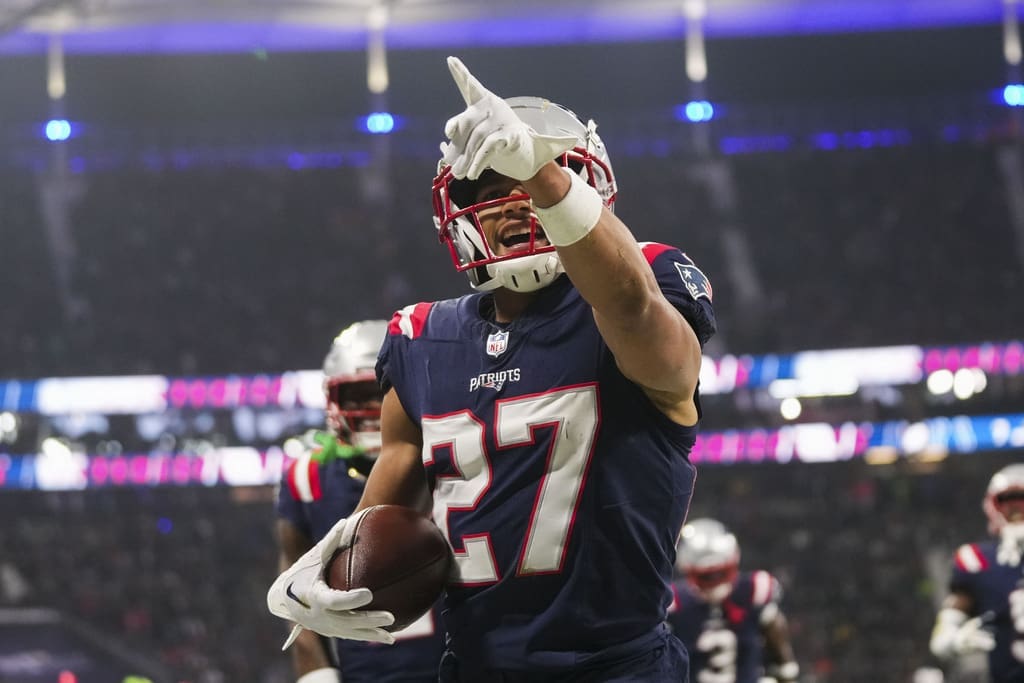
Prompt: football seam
<box><xmin>347</xmin><ymin>508</ymin><xmax>374</xmax><ymax>588</ymax></box>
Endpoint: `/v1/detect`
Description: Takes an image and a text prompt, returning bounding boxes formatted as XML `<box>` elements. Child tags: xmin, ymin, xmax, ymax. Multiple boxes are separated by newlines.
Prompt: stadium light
<box><xmin>779</xmin><ymin>397</ymin><xmax>802</xmax><ymax>420</ymax></box>
<box><xmin>362</xmin><ymin>112</ymin><xmax>396</xmax><ymax>134</ymax></box>
<box><xmin>952</xmin><ymin>367</ymin><xmax>985</xmax><ymax>400</ymax></box>
<box><xmin>676</xmin><ymin>100</ymin><xmax>715</xmax><ymax>123</ymax></box>
<box><xmin>1003</xmin><ymin>84</ymin><xmax>1024</xmax><ymax>106</ymax></box>
<box><xmin>44</xmin><ymin>119</ymin><xmax>72</xmax><ymax>141</ymax></box>
<box><xmin>926</xmin><ymin>369</ymin><xmax>954</xmax><ymax>395</ymax></box>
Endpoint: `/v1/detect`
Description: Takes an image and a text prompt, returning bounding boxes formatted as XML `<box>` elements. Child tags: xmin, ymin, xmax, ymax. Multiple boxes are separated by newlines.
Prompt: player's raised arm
<box><xmin>529</xmin><ymin>161</ymin><xmax>703</xmax><ymax>422</ymax></box>
<box><xmin>440</xmin><ymin>56</ymin><xmax>707</xmax><ymax>424</ymax></box>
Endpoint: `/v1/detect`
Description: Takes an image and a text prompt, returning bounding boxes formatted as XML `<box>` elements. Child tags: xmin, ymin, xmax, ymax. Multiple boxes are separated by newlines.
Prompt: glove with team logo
<box><xmin>441</xmin><ymin>56</ymin><xmax>577</xmax><ymax>182</ymax></box>
<box><xmin>929</xmin><ymin>608</ymin><xmax>995</xmax><ymax>658</ymax></box>
<box><xmin>267</xmin><ymin>509</ymin><xmax>395</xmax><ymax>647</ymax></box>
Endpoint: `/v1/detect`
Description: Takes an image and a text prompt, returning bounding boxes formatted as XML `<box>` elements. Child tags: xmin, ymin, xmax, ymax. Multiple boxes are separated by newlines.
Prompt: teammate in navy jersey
<box><xmin>275</xmin><ymin>320</ymin><xmax>445</xmax><ymax>683</ymax></box>
<box><xmin>930</xmin><ymin>464</ymin><xmax>1024</xmax><ymax>682</ymax></box>
<box><xmin>667</xmin><ymin>519</ymin><xmax>799</xmax><ymax>683</ymax></box>
<box><xmin>269</xmin><ymin>56</ymin><xmax>716</xmax><ymax>681</ymax></box>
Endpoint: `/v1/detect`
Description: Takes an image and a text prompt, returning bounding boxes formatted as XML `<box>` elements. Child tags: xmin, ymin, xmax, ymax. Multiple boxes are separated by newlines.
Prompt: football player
<box><xmin>668</xmin><ymin>518</ymin><xmax>799</xmax><ymax>683</ymax></box>
<box><xmin>275</xmin><ymin>320</ymin><xmax>445</xmax><ymax>683</ymax></box>
<box><xmin>270</xmin><ymin>56</ymin><xmax>716</xmax><ymax>681</ymax></box>
<box><xmin>930</xmin><ymin>463</ymin><xmax>1024</xmax><ymax>682</ymax></box>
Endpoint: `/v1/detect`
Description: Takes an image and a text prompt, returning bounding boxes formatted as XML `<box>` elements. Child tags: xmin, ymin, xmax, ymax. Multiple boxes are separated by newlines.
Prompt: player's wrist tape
<box><xmin>532</xmin><ymin>169</ymin><xmax>603</xmax><ymax>247</ymax></box>
<box><xmin>296</xmin><ymin>668</ymin><xmax>342</xmax><ymax>683</ymax></box>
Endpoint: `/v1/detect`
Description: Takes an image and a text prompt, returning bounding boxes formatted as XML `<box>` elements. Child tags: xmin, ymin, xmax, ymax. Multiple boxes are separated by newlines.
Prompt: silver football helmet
<box><xmin>984</xmin><ymin>464</ymin><xmax>1024</xmax><ymax>534</ymax></box>
<box><xmin>676</xmin><ymin>518</ymin><xmax>741</xmax><ymax>603</ymax></box>
<box><xmin>322</xmin><ymin>320</ymin><xmax>388</xmax><ymax>455</ymax></box>
<box><xmin>432</xmin><ymin>96</ymin><xmax>617</xmax><ymax>293</ymax></box>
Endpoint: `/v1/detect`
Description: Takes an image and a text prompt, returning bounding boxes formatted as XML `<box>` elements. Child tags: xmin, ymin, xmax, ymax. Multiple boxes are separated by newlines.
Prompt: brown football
<box><xmin>325</xmin><ymin>504</ymin><xmax>453</xmax><ymax>631</ymax></box>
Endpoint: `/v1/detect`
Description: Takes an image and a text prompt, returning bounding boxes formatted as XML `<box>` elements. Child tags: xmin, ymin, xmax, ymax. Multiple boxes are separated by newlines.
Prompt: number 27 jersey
<box><xmin>377</xmin><ymin>243</ymin><xmax>716</xmax><ymax>673</ymax></box>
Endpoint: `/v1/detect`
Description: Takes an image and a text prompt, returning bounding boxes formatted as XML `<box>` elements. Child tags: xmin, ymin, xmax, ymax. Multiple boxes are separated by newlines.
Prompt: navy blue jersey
<box><xmin>276</xmin><ymin>434</ymin><xmax>446</xmax><ymax>683</ymax></box>
<box><xmin>377</xmin><ymin>243</ymin><xmax>715</xmax><ymax>674</ymax></box>
<box><xmin>666</xmin><ymin>571</ymin><xmax>780</xmax><ymax>683</ymax></box>
<box><xmin>950</xmin><ymin>541</ymin><xmax>1024</xmax><ymax>682</ymax></box>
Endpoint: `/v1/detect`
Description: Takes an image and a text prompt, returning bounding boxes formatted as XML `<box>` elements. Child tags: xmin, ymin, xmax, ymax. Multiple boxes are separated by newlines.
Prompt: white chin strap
<box><xmin>481</xmin><ymin>253</ymin><xmax>564</xmax><ymax>293</ymax></box>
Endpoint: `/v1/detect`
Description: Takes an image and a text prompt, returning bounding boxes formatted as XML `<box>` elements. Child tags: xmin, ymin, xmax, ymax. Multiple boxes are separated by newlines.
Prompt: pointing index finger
<box><xmin>447</xmin><ymin>56</ymin><xmax>488</xmax><ymax>106</ymax></box>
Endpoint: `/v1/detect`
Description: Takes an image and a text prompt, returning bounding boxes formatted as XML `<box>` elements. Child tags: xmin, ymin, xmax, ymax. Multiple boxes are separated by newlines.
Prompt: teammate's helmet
<box><xmin>984</xmin><ymin>464</ymin><xmax>1024</xmax><ymax>534</ymax></box>
<box><xmin>432</xmin><ymin>96</ymin><xmax>617</xmax><ymax>292</ymax></box>
<box><xmin>322</xmin><ymin>320</ymin><xmax>388</xmax><ymax>455</ymax></box>
<box><xmin>676</xmin><ymin>518</ymin><xmax>741</xmax><ymax>603</ymax></box>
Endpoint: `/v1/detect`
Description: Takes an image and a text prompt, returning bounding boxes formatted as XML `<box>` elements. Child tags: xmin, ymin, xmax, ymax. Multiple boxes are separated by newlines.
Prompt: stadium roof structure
<box><xmin>0</xmin><ymin>0</ymin><xmax>1008</xmax><ymax>55</ymax></box>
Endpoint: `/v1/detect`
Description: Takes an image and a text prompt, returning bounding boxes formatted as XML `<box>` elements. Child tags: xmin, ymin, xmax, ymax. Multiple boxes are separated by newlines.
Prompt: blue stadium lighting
<box><xmin>44</xmin><ymin>119</ymin><xmax>72</xmax><ymax>141</ymax></box>
<box><xmin>676</xmin><ymin>101</ymin><xmax>715</xmax><ymax>123</ymax></box>
<box><xmin>363</xmin><ymin>112</ymin><xmax>395</xmax><ymax>134</ymax></box>
<box><xmin>811</xmin><ymin>132</ymin><xmax>839</xmax><ymax>150</ymax></box>
<box><xmin>1004</xmin><ymin>84</ymin><xmax>1024</xmax><ymax>107</ymax></box>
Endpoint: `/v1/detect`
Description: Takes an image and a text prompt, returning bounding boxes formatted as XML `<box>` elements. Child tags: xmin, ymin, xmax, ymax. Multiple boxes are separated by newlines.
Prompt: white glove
<box><xmin>998</xmin><ymin>523</ymin><xmax>1024</xmax><ymax>566</ymax></box>
<box><xmin>267</xmin><ymin>509</ymin><xmax>395</xmax><ymax>647</ymax></box>
<box><xmin>441</xmin><ymin>56</ymin><xmax>577</xmax><ymax>182</ymax></box>
<box><xmin>930</xmin><ymin>608</ymin><xmax>995</xmax><ymax>658</ymax></box>
<box><xmin>952</xmin><ymin>615</ymin><xmax>997</xmax><ymax>653</ymax></box>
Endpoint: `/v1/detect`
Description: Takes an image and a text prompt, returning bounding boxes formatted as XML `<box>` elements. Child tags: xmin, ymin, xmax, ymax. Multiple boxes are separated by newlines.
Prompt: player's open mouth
<box><xmin>498</xmin><ymin>225</ymin><xmax>547</xmax><ymax>253</ymax></box>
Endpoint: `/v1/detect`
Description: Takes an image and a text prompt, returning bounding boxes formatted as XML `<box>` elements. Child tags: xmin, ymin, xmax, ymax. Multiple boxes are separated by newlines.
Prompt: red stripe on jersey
<box><xmin>308</xmin><ymin>457</ymin><xmax>322</xmax><ymax>500</ymax></box>
<box><xmin>640</xmin><ymin>242</ymin><xmax>675</xmax><ymax>265</ymax></box>
<box><xmin>955</xmin><ymin>544</ymin><xmax>988</xmax><ymax>573</ymax></box>
<box><xmin>752</xmin><ymin>570</ymin><xmax>774</xmax><ymax>605</ymax></box>
<box><xmin>388</xmin><ymin>302</ymin><xmax>434</xmax><ymax>339</ymax></box>
<box><xmin>285</xmin><ymin>460</ymin><xmax>301</xmax><ymax>501</ymax></box>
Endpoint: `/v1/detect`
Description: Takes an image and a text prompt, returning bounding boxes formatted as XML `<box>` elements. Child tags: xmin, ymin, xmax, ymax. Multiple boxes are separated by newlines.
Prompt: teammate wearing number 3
<box><xmin>268</xmin><ymin>56</ymin><xmax>716</xmax><ymax>681</ymax></box>
<box><xmin>930</xmin><ymin>464</ymin><xmax>1024</xmax><ymax>682</ymax></box>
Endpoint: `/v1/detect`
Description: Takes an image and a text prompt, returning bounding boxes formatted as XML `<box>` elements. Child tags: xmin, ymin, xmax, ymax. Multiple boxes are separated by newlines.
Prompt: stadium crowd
<box><xmin>4</xmin><ymin>139</ymin><xmax>1023</xmax><ymax>380</ymax></box>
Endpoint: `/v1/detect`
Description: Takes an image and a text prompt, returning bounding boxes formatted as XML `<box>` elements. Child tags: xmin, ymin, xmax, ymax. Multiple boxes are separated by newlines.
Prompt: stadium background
<box><xmin>2</xmin><ymin>0</ymin><xmax>1024</xmax><ymax>680</ymax></box>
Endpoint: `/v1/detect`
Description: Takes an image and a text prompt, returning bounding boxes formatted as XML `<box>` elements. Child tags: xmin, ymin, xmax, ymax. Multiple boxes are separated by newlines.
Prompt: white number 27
<box><xmin>422</xmin><ymin>385</ymin><xmax>600</xmax><ymax>585</ymax></box>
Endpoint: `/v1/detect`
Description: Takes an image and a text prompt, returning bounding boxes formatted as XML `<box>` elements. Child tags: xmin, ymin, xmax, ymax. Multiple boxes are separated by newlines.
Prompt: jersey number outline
<box><xmin>422</xmin><ymin>385</ymin><xmax>600</xmax><ymax>585</ymax></box>
<box><xmin>696</xmin><ymin>621</ymin><xmax>738</xmax><ymax>683</ymax></box>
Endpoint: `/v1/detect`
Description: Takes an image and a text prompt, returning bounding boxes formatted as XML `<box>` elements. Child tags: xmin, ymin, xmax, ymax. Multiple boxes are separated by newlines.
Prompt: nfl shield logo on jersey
<box><xmin>486</xmin><ymin>330</ymin><xmax>509</xmax><ymax>357</ymax></box>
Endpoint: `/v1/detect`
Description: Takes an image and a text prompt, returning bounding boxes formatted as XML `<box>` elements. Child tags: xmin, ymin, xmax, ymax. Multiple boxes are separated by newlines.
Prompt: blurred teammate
<box><xmin>269</xmin><ymin>56</ymin><xmax>716</xmax><ymax>680</ymax></box>
<box><xmin>668</xmin><ymin>518</ymin><xmax>799</xmax><ymax>683</ymax></box>
<box><xmin>930</xmin><ymin>464</ymin><xmax>1024</xmax><ymax>682</ymax></box>
<box><xmin>275</xmin><ymin>320</ymin><xmax>445</xmax><ymax>683</ymax></box>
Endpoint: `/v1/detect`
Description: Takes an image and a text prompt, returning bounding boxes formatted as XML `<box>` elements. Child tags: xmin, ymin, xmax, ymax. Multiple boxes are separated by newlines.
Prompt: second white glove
<box><xmin>441</xmin><ymin>56</ymin><xmax>577</xmax><ymax>182</ymax></box>
<box><xmin>267</xmin><ymin>509</ymin><xmax>395</xmax><ymax>647</ymax></box>
<box><xmin>930</xmin><ymin>608</ymin><xmax>995</xmax><ymax>658</ymax></box>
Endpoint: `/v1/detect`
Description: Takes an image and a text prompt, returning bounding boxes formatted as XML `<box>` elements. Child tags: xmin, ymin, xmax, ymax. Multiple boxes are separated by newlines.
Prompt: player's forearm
<box><xmin>763</xmin><ymin>613</ymin><xmax>798</xmax><ymax>665</ymax></box>
<box><xmin>527</xmin><ymin>164</ymin><xmax>659</xmax><ymax>319</ymax></box>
